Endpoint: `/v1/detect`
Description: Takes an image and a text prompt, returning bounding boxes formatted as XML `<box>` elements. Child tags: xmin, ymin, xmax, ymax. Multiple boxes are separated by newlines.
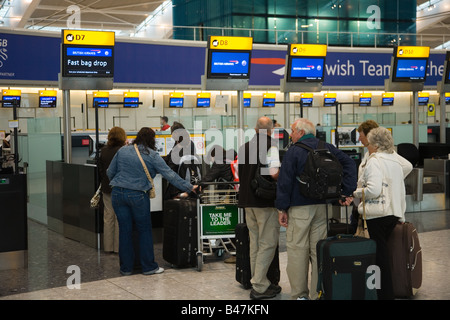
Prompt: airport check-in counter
<box><xmin>405</xmin><ymin>159</ymin><xmax>450</xmax><ymax>212</ymax></box>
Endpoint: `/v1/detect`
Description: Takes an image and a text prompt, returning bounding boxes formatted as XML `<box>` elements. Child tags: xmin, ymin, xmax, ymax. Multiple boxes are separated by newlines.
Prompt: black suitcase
<box><xmin>235</xmin><ymin>223</ymin><xmax>280</xmax><ymax>289</ymax></box>
<box><xmin>162</xmin><ymin>198</ymin><xmax>198</xmax><ymax>267</ymax></box>
<box><xmin>316</xmin><ymin>234</ymin><xmax>377</xmax><ymax>300</ymax></box>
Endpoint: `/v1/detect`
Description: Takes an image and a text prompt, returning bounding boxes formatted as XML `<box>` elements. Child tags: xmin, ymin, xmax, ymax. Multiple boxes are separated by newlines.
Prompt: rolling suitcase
<box><xmin>316</xmin><ymin>234</ymin><xmax>378</xmax><ymax>300</ymax></box>
<box><xmin>387</xmin><ymin>222</ymin><xmax>422</xmax><ymax>298</ymax></box>
<box><xmin>163</xmin><ymin>198</ymin><xmax>198</xmax><ymax>267</ymax></box>
<box><xmin>235</xmin><ymin>223</ymin><xmax>280</xmax><ymax>289</ymax></box>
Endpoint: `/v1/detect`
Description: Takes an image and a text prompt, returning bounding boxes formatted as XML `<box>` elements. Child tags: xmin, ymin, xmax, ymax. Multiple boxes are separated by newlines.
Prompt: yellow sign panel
<box><xmin>324</xmin><ymin>93</ymin><xmax>336</xmax><ymax>98</ymax></box>
<box><xmin>428</xmin><ymin>103</ymin><xmax>435</xmax><ymax>117</ymax></box>
<box><xmin>382</xmin><ymin>92</ymin><xmax>395</xmax><ymax>98</ymax></box>
<box><xmin>94</xmin><ymin>91</ymin><xmax>109</xmax><ymax>98</ymax></box>
<box><xmin>301</xmin><ymin>93</ymin><xmax>314</xmax><ymax>99</ymax></box>
<box><xmin>360</xmin><ymin>93</ymin><xmax>372</xmax><ymax>98</ymax></box>
<box><xmin>243</xmin><ymin>93</ymin><xmax>252</xmax><ymax>99</ymax></box>
<box><xmin>263</xmin><ymin>93</ymin><xmax>276</xmax><ymax>99</ymax></box>
<box><xmin>419</xmin><ymin>92</ymin><xmax>430</xmax><ymax>98</ymax></box>
<box><xmin>2</xmin><ymin>89</ymin><xmax>21</xmax><ymax>96</ymax></box>
<box><xmin>39</xmin><ymin>90</ymin><xmax>57</xmax><ymax>97</ymax></box>
<box><xmin>396</xmin><ymin>46</ymin><xmax>429</xmax><ymax>58</ymax></box>
<box><xmin>124</xmin><ymin>92</ymin><xmax>139</xmax><ymax>98</ymax></box>
<box><xmin>209</xmin><ymin>36</ymin><xmax>253</xmax><ymax>50</ymax></box>
<box><xmin>197</xmin><ymin>92</ymin><xmax>211</xmax><ymax>98</ymax></box>
<box><xmin>289</xmin><ymin>44</ymin><xmax>327</xmax><ymax>57</ymax></box>
<box><xmin>170</xmin><ymin>92</ymin><xmax>184</xmax><ymax>98</ymax></box>
<box><xmin>63</xmin><ymin>29</ymin><xmax>115</xmax><ymax>46</ymax></box>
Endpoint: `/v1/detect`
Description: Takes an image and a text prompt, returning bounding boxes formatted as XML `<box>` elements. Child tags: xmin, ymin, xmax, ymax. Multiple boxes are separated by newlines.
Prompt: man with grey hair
<box><xmin>238</xmin><ymin>116</ymin><xmax>281</xmax><ymax>299</ymax></box>
<box><xmin>276</xmin><ymin>118</ymin><xmax>357</xmax><ymax>300</ymax></box>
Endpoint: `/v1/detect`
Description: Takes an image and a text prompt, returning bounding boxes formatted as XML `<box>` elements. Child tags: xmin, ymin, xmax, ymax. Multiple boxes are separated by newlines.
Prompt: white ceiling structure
<box><xmin>0</xmin><ymin>0</ymin><xmax>450</xmax><ymax>47</ymax></box>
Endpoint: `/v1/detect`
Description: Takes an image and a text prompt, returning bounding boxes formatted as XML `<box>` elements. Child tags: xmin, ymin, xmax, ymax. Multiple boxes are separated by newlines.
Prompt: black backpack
<box><xmin>295</xmin><ymin>140</ymin><xmax>343</xmax><ymax>200</ymax></box>
<box><xmin>251</xmin><ymin>163</ymin><xmax>277</xmax><ymax>200</ymax></box>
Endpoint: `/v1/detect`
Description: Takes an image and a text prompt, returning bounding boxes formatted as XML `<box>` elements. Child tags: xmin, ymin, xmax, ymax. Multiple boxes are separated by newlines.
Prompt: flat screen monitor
<box><xmin>196</xmin><ymin>98</ymin><xmax>210</xmax><ymax>108</ymax></box>
<box><xmin>62</xmin><ymin>45</ymin><xmax>114</xmax><ymax>77</ymax></box>
<box><xmin>39</xmin><ymin>96</ymin><xmax>57</xmax><ymax>108</ymax></box>
<box><xmin>382</xmin><ymin>97</ymin><xmax>394</xmax><ymax>106</ymax></box>
<box><xmin>169</xmin><ymin>97</ymin><xmax>184</xmax><ymax>108</ymax></box>
<box><xmin>323</xmin><ymin>97</ymin><xmax>336</xmax><ymax>107</ymax></box>
<box><xmin>262</xmin><ymin>98</ymin><xmax>275</xmax><ymax>107</ymax></box>
<box><xmin>359</xmin><ymin>97</ymin><xmax>371</xmax><ymax>106</ymax></box>
<box><xmin>418</xmin><ymin>96</ymin><xmax>429</xmax><ymax>106</ymax></box>
<box><xmin>300</xmin><ymin>97</ymin><xmax>313</xmax><ymax>107</ymax></box>
<box><xmin>392</xmin><ymin>58</ymin><xmax>428</xmax><ymax>82</ymax></box>
<box><xmin>287</xmin><ymin>56</ymin><xmax>325</xmax><ymax>82</ymax></box>
<box><xmin>93</xmin><ymin>97</ymin><xmax>109</xmax><ymax>108</ymax></box>
<box><xmin>124</xmin><ymin>97</ymin><xmax>139</xmax><ymax>108</ymax></box>
<box><xmin>243</xmin><ymin>98</ymin><xmax>251</xmax><ymax>107</ymax></box>
<box><xmin>207</xmin><ymin>50</ymin><xmax>251</xmax><ymax>79</ymax></box>
<box><xmin>2</xmin><ymin>96</ymin><xmax>21</xmax><ymax>108</ymax></box>
<box><xmin>445</xmin><ymin>96</ymin><xmax>450</xmax><ymax>105</ymax></box>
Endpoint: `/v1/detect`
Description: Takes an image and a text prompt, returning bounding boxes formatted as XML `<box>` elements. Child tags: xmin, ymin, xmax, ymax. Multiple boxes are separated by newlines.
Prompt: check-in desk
<box><xmin>405</xmin><ymin>159</ymin><xmax>450</xmax><ymax>212</ymax></box>
<box><xmin>46</xmin><ymin>160</ymin><xmax>164</xmax><ymax>249</ymax></box>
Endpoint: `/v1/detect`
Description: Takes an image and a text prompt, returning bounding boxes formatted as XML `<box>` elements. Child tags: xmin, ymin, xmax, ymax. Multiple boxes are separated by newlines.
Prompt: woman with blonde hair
<box><xmin>352</xmin><ymin>126</ymin><xmax>412</xmax><ymax>299</ymax></box>
<box><xmin>98</xmin><ymin>126</ymin><xmax>127</xmax><ymax>253</ymax></box>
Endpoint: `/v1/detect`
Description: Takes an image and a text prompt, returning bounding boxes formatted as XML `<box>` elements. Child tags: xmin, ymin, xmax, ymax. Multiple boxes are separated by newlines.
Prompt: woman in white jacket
<box><xmin>353</xmin><ymin>127</ymin><xmax>412</xmax><ymax>300</ymax></box>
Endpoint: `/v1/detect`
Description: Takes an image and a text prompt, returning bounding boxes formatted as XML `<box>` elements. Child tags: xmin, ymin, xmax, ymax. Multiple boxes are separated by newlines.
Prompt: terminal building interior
<box><xmin>1</xmin><ymin>0</ymin><xmax>450</xmax><ymax>301</ymax></box>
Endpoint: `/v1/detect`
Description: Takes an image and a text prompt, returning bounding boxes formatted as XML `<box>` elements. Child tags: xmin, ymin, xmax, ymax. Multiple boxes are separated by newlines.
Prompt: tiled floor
<box><xmin>1</xmin><ymin>210</ymin><xmax>450</xmax><ymax>300</ymax></box>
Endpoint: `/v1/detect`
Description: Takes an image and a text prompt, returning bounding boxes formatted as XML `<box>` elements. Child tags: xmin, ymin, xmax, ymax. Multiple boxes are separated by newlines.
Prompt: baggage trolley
<box><xmin>196</xmin><ymin>181</ymin><xmax>243</xmax><ymax>271</ymax></box>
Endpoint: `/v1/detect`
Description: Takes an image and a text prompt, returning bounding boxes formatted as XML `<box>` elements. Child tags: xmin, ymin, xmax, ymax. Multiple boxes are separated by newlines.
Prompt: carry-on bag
<box><xmin>387</xmin><ymin>222</ymin><xmax>422</xmax><ymax>298</ymax></box>
<box><xmin>316</xmin><ymin>234</ymin><xmax>377</xmax><ymax>300</ymax></box>
<box><xmin>163</xmin><ymin>198</ymin><xmax>198</xmax><ymax>267</ymax></box>
<box><xmin>235</xmin><ymin>223</ymin><xmax>280</xmax><ymax>289</ymax></box>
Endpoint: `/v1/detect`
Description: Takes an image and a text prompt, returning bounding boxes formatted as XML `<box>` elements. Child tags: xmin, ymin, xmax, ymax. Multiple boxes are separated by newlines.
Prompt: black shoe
<box><xmin>250</xmin><ymin>287</ymin><xmax>277</xmax><ymax>300</ymax></box>
<box><xmin>269</xmin><ymin>283</ymin><xmax>282</xmax><ymax>294</ymax></box>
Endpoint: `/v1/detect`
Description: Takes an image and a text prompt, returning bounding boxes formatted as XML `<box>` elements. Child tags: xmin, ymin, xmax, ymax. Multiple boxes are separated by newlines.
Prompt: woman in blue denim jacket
<box><xmin>108</xmin><ymin>127</ymin><xmax>198</xmax><ymax>276</ymax></box>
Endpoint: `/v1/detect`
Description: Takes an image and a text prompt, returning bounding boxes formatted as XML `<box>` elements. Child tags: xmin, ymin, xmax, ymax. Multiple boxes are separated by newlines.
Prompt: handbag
<box><xmin>90</xmin><ymin>186</ymin><xmax>102</xmax><ymax>208</ymax></box>
<box><xmin>354</xmin><ymin>188</ymin><xmax>370</xmax><ymax>239</ymax></box>
<box><xmin>134</xmin><ymin>144</ymin><xmax>156</xmax><ymax>199</ymax></box>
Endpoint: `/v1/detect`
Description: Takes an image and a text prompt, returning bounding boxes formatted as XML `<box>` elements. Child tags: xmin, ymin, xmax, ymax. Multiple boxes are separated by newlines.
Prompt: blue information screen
<box><xmin>209</xmin><ymin>51</ymin><xmax>250</xmax><ymax>78</ymax></box>
<box><xmin>324</xmin><ymin>97</ymin><xmax>336</xmax><ymax>106</ymax></box>
<box><xmin>63</xmin><ymin>45</ymin><xmax>114</xmax><ymax>77</ymax></box>
<box><xmin>446</xmin><ymin>97</ymin><xmax>450</xmax><ymax>105</ymax></box>
<box><xmin>263</xmin><ymin>98</ymin><xmax>275</xmax><ymax>107</ymax></box>
<box><xmin>300</xmin><ymin>98</ymin><xmax>313</xmax><ymax>106</ymax></box>
<box><xmin>197</xmin><ymin>98</ymin><xmax>210</xmax><ymax>107</ymax></box>
<box><xmin>169</xmin><ymin>98</ymin><xmax>183</xmax><ymax>108</ymax></box>
<box><xmin>359</xmin><ymin>97</ymin><xmax>371</xmax><ymax>106</ymax></box>
<box><xmin>418</xmin><ymin>97</ymin><xmax>429</xmax><ymax>106</ymax></box>
<box><xmin>289</xmin><ymin>57</ymin><xmax>325</xmax><ymax>81</ymax></box>
<box><xmin>2</xmin><ymin>96</ymin><xmax>21</xmax><ymax>108</ymax></box>
<box><xmin>39</xmin><ymin>96</ymin><xmax>57</xmax><ymax>108</ymax></box>
<box><xmin>93</xmin><ymin>97</ymin><xmax>109</xmax><ymax>108</ymax></box>
<box><xmin>382</xmin><ymin>97</ymin><xmax>394</xmax><ymax>106</ymax></box>
<box><xmin>394</xmin><ymin>59</ymin><xmax>427</xmax><ymax>81</ymax></box>
<box><xmin>124</xmin><ymin>97</ymin><xmax>139</xmax><ymax>108</ymax></box>
<box><xmin>244</xmin><ymin>98</ymin><xmax>251</xmax><ymax>107</ymax></box>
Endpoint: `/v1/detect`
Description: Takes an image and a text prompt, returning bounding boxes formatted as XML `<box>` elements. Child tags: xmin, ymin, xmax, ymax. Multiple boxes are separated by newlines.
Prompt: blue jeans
<box><xmin>111</xmin><ymin>187</ymin><xmax>158</xmax><ymax>274</ymax></box>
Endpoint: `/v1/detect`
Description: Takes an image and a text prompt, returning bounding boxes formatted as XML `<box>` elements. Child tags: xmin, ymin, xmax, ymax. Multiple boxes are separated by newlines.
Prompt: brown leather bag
<box><xmin>387</xmin><ymin>222</ymin><xmax>422</xmax><ymax>298</ymax></box>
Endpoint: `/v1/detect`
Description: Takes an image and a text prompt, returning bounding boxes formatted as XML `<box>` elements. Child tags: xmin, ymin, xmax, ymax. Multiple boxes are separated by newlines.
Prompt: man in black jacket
<box><xmin>238</xmin><ymin>116</ymin><xmax>281</xmax><ymax>300</ymax></box>
<box><xmin>276</xmin><ymin>118</ymin><xmax>357</xmax><ymax>300</ymax></box>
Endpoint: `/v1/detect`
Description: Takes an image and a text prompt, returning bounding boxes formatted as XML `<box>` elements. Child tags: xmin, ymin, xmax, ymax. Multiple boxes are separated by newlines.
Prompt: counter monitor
<box><xmin>93</xmin><ymin>97</ymin><xmax>109</xmax><ymax>108</ymax></box>
<box><xmin>169</xmin><ymin>97</ymin><xmax>184</xmax><ymax>108</ymax></box>
<box><xmin>207</xmin><ymin>50</ymin><xmax>251</xmax><ymax>79</ymax></box>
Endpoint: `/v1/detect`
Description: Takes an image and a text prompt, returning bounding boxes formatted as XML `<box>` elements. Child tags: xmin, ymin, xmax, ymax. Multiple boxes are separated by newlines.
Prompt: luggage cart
<box><xmin>196</xmin><ymin>181</ymin><xmax>243</xmax><ymax>271</ymax></box>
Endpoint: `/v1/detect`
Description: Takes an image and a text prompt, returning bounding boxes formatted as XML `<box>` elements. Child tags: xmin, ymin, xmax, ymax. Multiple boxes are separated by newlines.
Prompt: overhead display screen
<box><xmin>324</xmin><ymin>97</ymin><xmax>336</xmax><ymax>106</ymax></box>
<box><xmin>207</xmin><ymin>51</ymin><xmax>251</xmax><ymax>79</ymax></box>
<box><xmin>169</xmin><ymin>97</ymin><xmax>184</xmax><ymax>108</ymax></box>
<box><xmin>243</xmin><ymin>98</ymin><xmax>251</xmax><ymax>107</ymax></box>
<box><xmin>61</xmin><ymin>30</ymin><xmax>115</xmax><ymax>78</ymax></box>
<box><xmin>359</xmin><ymin>97</ymin><xmax>372</xmax><ymax>106</ymax></box>
<box><xmin>39</xmin><ymin>96</ymin><xmax>57</xmax><ymax>108</ymax></box>
<box><xmin>300</xmin><ymin>97</ymin><xmax>313</xmax><ymax>107</ymax></box>
<box><xmin>262</xmin><ymin>98</ymin><xmax>275</xmax><ymax>107</ymax></box>
<box><xmin>288</xmin><ymin>57</ymin><xmax>325</xmax><ymax>82</ymax></box>
<box><xmin>392</xmin><ymin>58</ymin><xmax>427</xmax><ymax>82</ymax></box>
<box><xmin>418</xmin><ymin>96</ymin><xmax>429</xmax><ymax>106</ymax></box>
<box><xmin>2</xmin><ymin>96</ymin><xmax>21</xmax><ymax>108</ymax></box>
<box><xmin>196</xmin><ymin>98</ymin><xmax>210</xmax><ymax>107</ymax></box>
<box><xmin>382</xmin><ymin>97</ymin><xmax>394</xmax><ymax>106</ymax></box>
<box><xmin>93</xmin><ymin>97</ymin><xmax>109</xmax><ymax>108</ymax></box>
<box><xmin>124</xmin><ymin>97</ymin><xmax>139</xmax><ymax>108</ymax></box>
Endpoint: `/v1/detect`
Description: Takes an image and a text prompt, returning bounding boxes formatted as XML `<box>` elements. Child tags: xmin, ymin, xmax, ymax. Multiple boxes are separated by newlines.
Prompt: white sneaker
<box><xmin>297</xmin><ymin>296</ymin><xmax>309</xmax><ymax>300</ymax></box>
<box><xmin>143</xmin><ymin>267</ymin><xmax>164</xmax><ymax>275</ymax></box>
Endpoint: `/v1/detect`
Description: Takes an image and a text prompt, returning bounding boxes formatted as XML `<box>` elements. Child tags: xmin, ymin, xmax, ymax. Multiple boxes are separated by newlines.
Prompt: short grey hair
<box><xmin>255</xmin><ymin>116</ymin><xmax>273</xmax><ymax>131</ymax></box>
<box><xmin>293</xmin><ymin>118</ymin><xmax>316</xmax><ymax>136</ymax></box>
<box><xmin>367</xmin><ymin>127</ymin><xmax>394</xmax><ymax>153</ymax></box>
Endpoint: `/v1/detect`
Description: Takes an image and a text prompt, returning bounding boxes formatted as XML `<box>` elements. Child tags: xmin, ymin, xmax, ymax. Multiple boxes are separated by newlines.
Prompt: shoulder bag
<box><xmin>134</xmin><ymin>144</ymin><xmax>156</xmax><ymax>199</ymax></box>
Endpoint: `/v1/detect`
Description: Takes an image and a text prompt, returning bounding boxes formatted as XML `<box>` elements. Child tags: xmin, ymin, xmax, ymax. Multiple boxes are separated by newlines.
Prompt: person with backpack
<box><xmin>276</xmin><ymin>118</ymin><xmax>357</xmax><ymax>300</ymax></box>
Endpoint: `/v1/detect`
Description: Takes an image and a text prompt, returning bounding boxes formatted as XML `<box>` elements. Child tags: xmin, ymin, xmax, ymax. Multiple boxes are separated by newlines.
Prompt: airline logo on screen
<box><xmin>63</xmin><ymin>30</ymin><xmax>115</xmax><ymax>46</ymax></box>
<box><xmin>396</xmin><ymin>46</ymin><xmax>429</xmax><ymax>58</ymax></box>
<box><xmin>209</xmin><ymin>36</ymin><xmax>253</xmax><ymax>51</ymax></box>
